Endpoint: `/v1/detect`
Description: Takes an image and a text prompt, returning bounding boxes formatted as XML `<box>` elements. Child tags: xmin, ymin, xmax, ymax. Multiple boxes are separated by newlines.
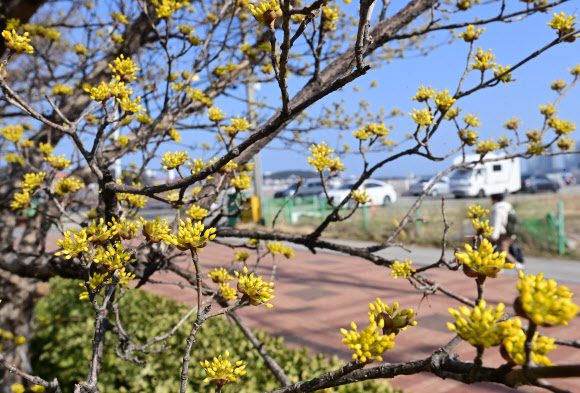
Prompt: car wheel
<box><xmin>430</xmin><ymin>189</ymin><xmax>438</xmax><ymax>197</ymax></box>
<box><xmin>477</xmin><ymin>189</ymin><xmax>485</xmax><ymax>198</ymax></box>
<box><xmin>383</xmin><ymin>196</ymin><xmax>391</xmax><ymax>206</ymax></box>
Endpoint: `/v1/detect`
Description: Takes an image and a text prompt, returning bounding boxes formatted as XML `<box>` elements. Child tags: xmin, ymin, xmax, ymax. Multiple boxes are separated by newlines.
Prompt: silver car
<box><xmin>409</xmin><ymin>175</ymin><xmax>450</xmax><ymax>196</ymax></box>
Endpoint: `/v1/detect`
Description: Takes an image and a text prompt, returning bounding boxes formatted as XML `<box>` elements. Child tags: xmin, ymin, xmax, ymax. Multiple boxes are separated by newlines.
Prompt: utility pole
<box><xmin>246</xmin><ymin>79</ymin><xmax>264</xmax><ymax>224</ymax></box>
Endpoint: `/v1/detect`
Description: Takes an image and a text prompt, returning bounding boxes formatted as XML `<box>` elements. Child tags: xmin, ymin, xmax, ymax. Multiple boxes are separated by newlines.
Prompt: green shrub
<box><xmin>31</xmin><ymin>278</ymin><xmax>401</xmax><ymax>393</ymax></box>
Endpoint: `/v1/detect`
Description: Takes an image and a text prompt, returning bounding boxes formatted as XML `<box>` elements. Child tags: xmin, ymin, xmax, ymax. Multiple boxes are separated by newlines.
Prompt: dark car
<box><xmin>273</xmin><ymin>179</ymin><xmax>326</xmax><ymax>198</ymax></box>
<box><xmin>521</xmin><ymin>174</ymin><xmax>560</xmax><ymax>193</ymax></box>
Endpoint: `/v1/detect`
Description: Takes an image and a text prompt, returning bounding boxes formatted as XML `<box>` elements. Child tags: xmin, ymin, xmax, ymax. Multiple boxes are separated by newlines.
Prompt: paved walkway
<box><xmin>144</xmin><ymin>243</ymin><xmax>580</xmax><ymax>393</ymax></box>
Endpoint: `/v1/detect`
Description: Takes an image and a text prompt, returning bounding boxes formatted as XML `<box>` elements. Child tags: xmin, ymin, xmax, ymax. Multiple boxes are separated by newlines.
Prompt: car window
<box><xmin>365</xmin><ymin>183</ymin><xmax>381</xmax><ymax>188</ymax></box>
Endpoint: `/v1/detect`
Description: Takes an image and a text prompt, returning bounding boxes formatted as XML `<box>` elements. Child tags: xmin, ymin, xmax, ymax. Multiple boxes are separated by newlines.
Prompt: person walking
<box><xmin>489</xmin><ymin>193</ymin><xmax>524</xmax><ymax>269</ymax></box>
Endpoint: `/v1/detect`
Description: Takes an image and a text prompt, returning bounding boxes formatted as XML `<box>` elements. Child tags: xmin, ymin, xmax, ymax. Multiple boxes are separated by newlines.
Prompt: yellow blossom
<box><xmin>231</xmin><ymin>172</ymin><xmax>252</xmax><ymax>191</ymax></box>
<box><xmin>55</xmin><ymin>229</ymin><xmax>89</xmax><ymax>259</ymax></box>
<box><xmin>494</xmin><ymin>65</ymin><xmax>515</xmax><ymax>84</ymax></box>
<box><xmin>140</xmin><ymin>216</ymin><xmax>172</xmax><ymax>243</ymax></box>
<box><xmin>164</xmin><ymin>218</ymin><xmax>217</xmax><ymax>250</ymax></box>
<box><xmin>10</xmin><ymin>191</ymin><xmax>31</xmax><ymax>210</ymax></box>
<box><xmin>447</xmin><ymin>300</ymin><xmax>506</xmax><ymax>348</ymax></box>
<box><xmin>2</xmin><ymin>29</ymin><xmax>33</xmax><ymax>54</ymax></box>
<box><xmin>44</xmin><ymin>154</ymin><xmax>72</xmax><ymax>170</ymax></box>
<box><xmin>457</xmin><ymin>25</ymin><xmax>485</xmax><ymax>42</ymax></box>
<box><xmin>1</xmin><ymin>124</ymin><xmax>24</xmax><ymax>142</ymax></box>
<box><xmin>368</xmin><ymin>298</ymin><xmax>417</xmax><ymax>336</ymax></box>
<box><xmin>235</xmin><ymin>266</ymin><xmax>275</xmax><ymax>307</ymax></box>
<box><xmin>463</xmin><ymin>113</ymin><xmax>482</xmax><ymax>128</ymax></box>
<box><xmin>156</xmin><ymin>0</ymin><xmax>183</xmax><ymax>18</ymax></box>
<box><xmin>557</xmin><ymin>136</ymin><xmax>575</xmax><ymax>151</ymax></box>
<box><xmin>547</xmin><ymin>12</ymin><xmax>577</xmax><ymax>41</ymax></box>
<box><xmin>266</xmin><ymin>242</ymin><xmax>294</xmax><ymax>259</ymax></box>
<box><xmin>93</xmin><ymin>243</ymin><xmax>134</xmax><ymax>269</ymax></box>
<box><xmin>434</xmin><ymin>89</ymin><xmax>456</xmax><ymax>112</ymax></box>
<box><xmin>200</xmin><ymin>350</ymin><xmax>246</xmax><ymax>386</ymax></box>
<box><xmin>472</xmin><ymin>218</ymin><xmax>493</xmax><ymax>237</ymax></box>
<box><xmin>411</xmin><ymin>85</ymin><xmax>435</xmax><ymax>102</ymax></box>
<box><xmin>219</xmin><ymin>283</ymin><xmax>238</xmax><ymax>300</ymax></box>
<box><xmin>208</xmin><ymin>107</ymin><xmax>226</xmax><ymax>122</ymax></box>
<box><xmin>409</xmin><ymin>108</ymin><xmax>434</xmax><ymax>128</ymax></box>
<box><xmin>52</xmin><ymin>84</ymin><xmax>74</xmax><ymax>96</ymax></box>
<box><xmin>85</xmin><ymin>81</ymin><xmax>110</xmax><ymax>102</ymax></box>
<box><xmin>39</xmin><ymin>142</ymin><xmax>55</xmax><ymax>154</ymax></box>
<box><xmin>117</xmin><ymin>135</ymin><xmax>129</xmax><ymax>147</ymax></box>
<box><xmin>54</xmin><ymin>177</ymin><xmax>85</xmax><ymax>196</ymax></box>
<box><xmin>516</xmin><ymin>270</ymin><xmax>578</xmax><ymax>326</ymax></box>
<box><xmin>455</xmin><ymin>238</ymin><xmax>514</xmax><ymax>278</ymax></box>
<box><xmin>109</xmin><ymin>54</ymin><xmax>140</xmax><ymax>82</ymax></box>
<box><xmin>474</xmin><ymin>138</ymin><xmax>499</xmax><ymax>155</ymax></box>
<box><xmin>169</xmin><ymin>128</ymin><xmax>181</xmax><ymax>142</ymax></box>
<box><xmin>208</xmin><ymin>267</ymin><xmax>233</xmax><ymax>284</ymax></box>
<box><xmin>307</xmin><ymin>142</ymin><xmax>345</xmax><ymax>172</ymax></box>
<box><xmin>351</xmin><ymin>189</ymin><xmax>372</xmax><ymax>205</ymax></box>
<box><xmin>110</xmin><ymin>11</ymin><xmax>129</xmax><ymax>24</ymax></box>
<box><xmin>548</xmin><ymin>116</ymin><xmax>576</xmax><ymax>135</ymax></box>
<box><xmin>10</xmin><ymin>384</ymin><xmax>26</xmax><ymax>393</ymax></box>
<box><xmin>22</xmin><ymin>172</ymin><xmax>45</xmax><ymax>192</ymax></box>
<box><xmin>235</xmin><ymin>250</ymin><xmax>249</xmax><ymax>262</ymax></box>
<box><xmin>471</xmin><ymin>47</ymin><xmax>497</xmax><ymax>72</ymax></box>
<box><xmin>161</xmin><ymin>151</ymin><xmax>189</xmax><ymax>170</ymax></box>
<box><xmin>249</xmin><ymin>0</ymin><xmax>281</xmax><ymax>26</ymax></box>
<box><xmin>117</xmin><ymin>95</ymin><xmax>144</xmax><ymax>114</ymax></box>
<box><xmin>390</xmin><ymin>259</ymin><xmax>415</xmax><ymax>278</ymax></box>
<box><xmin>500</xmin><ymin>317</ymin><xmax>556</xmax><ymax>366</ymax></box>
<box><xmin>467</xmin><ymin>205</ymin><xmax>489</xmax><ymax>219</ymax></box>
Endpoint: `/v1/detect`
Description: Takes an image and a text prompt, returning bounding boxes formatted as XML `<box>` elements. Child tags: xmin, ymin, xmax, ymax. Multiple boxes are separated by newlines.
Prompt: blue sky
<box><xmin>254</xmin><ymin>2</ymin><xmax>580</xmax><ymax>177</ymax></box>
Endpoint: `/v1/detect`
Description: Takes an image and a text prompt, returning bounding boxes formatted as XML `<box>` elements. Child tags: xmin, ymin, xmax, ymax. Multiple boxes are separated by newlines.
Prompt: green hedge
<box><xmin>31</xmin><ymin>278</ymin><xmax>402</xmax><ymax>393</ymax></box>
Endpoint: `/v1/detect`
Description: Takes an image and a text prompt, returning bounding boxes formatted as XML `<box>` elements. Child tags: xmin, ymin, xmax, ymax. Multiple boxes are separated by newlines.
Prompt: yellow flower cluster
<box><xmin>457</xmin><ymin>24</ymin><xmax>485</xmax><ymax>42</ymax></box>
<box><xmin>494</xmin><ymin>64</ymin><xmax>515</xmax><ymax>84</ymax></box>
<box><xmin>52</xmin><ymin>84</ymin><xmax>73</xmax><ymax>96</ymax></box>
<box><xmin>208</xmin><ymin>267</ymin><xmax>234</xmax><ymax>284</ymax></box>
<box><xmin>93</xmin><ymin>243</ymin><xmax>134</xmax><ymax>269</ymax></box>
<box><xmin>516</xmin><ymin>270</ymin><xmax>578</xmax><ymax>327</ymax></box>
<box><xmin>10</xmin><ymin>190</ymin><xmax>30</xmax><ymax>210</ymax></box>
<box><xmin>230</xmin><ymin>172</ymin><xmax>252</xmax><ymax>191</ymax></box>
<box><xmin>118</xmin><ymin>193</ymin><xmax>147</xmax><ymax>209</ymax></box>
<box><xmin>548</xmin><ymin>116</ymin><xmax>576</xmax><ymax>136</ymax></box>
<box><xmin>352</xmin><ymin>122</ymin><xmax>389</xmax><ymax>140</ymax></box>
<box><xmin>235</xmin><ymin>250</ymin><xmax>250</xmax><ymax>262</ymax></box>
<box><xmin>1</xmin><ymin>29</ymin><xmax>34</xmax><ymax>54</ymax></box>
<box><xmin>471</xmin><ymin>47</ymin><xmax>497</xmax><ymax>72</ymax></box>
<box><xmin>1</xmin><ymin>124</ymin><xmax>24</xmax><ymax>142</ymax></box>
<box><xmin>266</xmin><ymin>242</ymin><xmax>294</xmax><ymax>259</ymax></box>
<box><xmin>109</xmin><ymin>54</ymin><xmax>140</xmax><ymax>82</ymax></box>
<box><xmin>547</xmin><ymin>12</ymin><xmax>577</xmax><ymax>41</ymax></box>
<box><xmin>55</xmin><ymin>229</ymin><xmax>89</xmax><ymax>259</ymax></box>
<box><xmin>140</xmin><ymin>216</ymin><xmax>172</xmax><ymax>243</ymax></box>
<box><xmin>458</xmin><ymin>129</ymin><xmax>478</xmax><ymax>146</ymax></box>
<box><xmin>20</xmin><ymin>172</ymin><xmax>45</xmax><ymax>194</ymax></box>
<box><xmin>455</xmin><ymin>238</ymin><xmax>514</xmax><ymax>278</ymax></box>
<box><xmin>155</xmin><ymin>0</ymin><xmax>183</xmax><ymax>19</ymax></box>
<box><xmin>409</xmin><ymin>108</ymin><xmax>434</xmax><ymax>128</ymax></box>
<box><xmin>200</xmin><ymin>350</ymin><xmax>246</xmax><ymax>386</ymax></box>
<box><xmin>341</xmin><ymin>320</ymin><xmax>395</xmax><ymax>363</ymax></box>
<box><xmin>44</xmin><ymin>154</ymin><xmax>72</xmax><ymax>170</ymax></box>
<box><xmin>434</xmin><ymin>89</ymin><xmax>456</xmax><ymax>112</ymax></box>
<box><xmin>189</xmin><ymin>88</ymin><xmax>214</xmax><ymax>106</ymax></box>
<box><xmin>249</xmin><ymin>0</ymin><xmax>282</xmax><ymax>26</ymax></box>
<box><xmin>390</xmin><ymin>259</ymin><xmax>415</xmax><ymax>278</ymax></box>
<box><xmin>219</xmin><ymin>283</ymin><xmax>238</xmax><ymax>300</ymax></box>
<box><xmin>164</xmin><ymin>218</ymin><xmax>217</xmax><ymax>251</ymax></box>
<box><xmin>161</xmin><ymin>151</ymin><xmax>189</xmax><ymax>170</ymax></box>
<box><xmin>369</xmin><ymin>298</ymin><xmax>417</xmax><ymax>335</ymax></box>
<box><xmin>54</xmin><ymin>177</ymin><xmax>85</xmax><ymax>196</ymax></box>
<box><xmin>223</xmin><ymin>116</ymin><xmax>251</xmax><ymax>137</ymax></box>
<box><xmin>474</xmin><ymin>138</ymin><xmax>500</xmax><ymax>155</ymax></box>
<box><xmin>411</xmin><ymin>85</ymin><xmax>436</xmax><ymax>102</ymax></box>
<box><xmin>39</xmin><ymin>142</ymin><xmax>54</xmax><ymax>154</ymax></box>
<box><xmin>234</xmin><ymin>266</ymin><xmax>275</xmax><ymax>307</ymax></box>
<box><xmin>322</xmin><ymin>5</ymin><xmax>339</xmax><ymax>31</ymax></box>
<box><xmin>307</xmin><ymin>142</ymin><xmax>345</xmax><ymax>172</ymax></box>
<box><xmin>447</xmin><ymin>300</ymin><xmax>505</xmax><ymax>348</ymax></box>
<box><xmin>78</xmin><ymin>272</ymin><xmax>110</xmax><ymax>300</ymax></box>
<box><xmin>208</xmin><ymin>107</ymin><xmax>226</xmax><ymax>122</ymax></box>
<box><xmin>472</xmin><ymin>218</ymin><xmax>493</xmax><ymax>238</ymax></box>
<box><xmin>109</xmin><ymin>217</ymin><xmax>141</xmax><ymax>241</ymax></box>
<box><xmin>464</xmin><ymin>113</ymin><xmax>482</xmax><ymax>128</ymax></box>
<box><xmin>341</xmin><ymin>298</ymin><xmax>412</xmax><ymax>363</ymax></box>
<box><xmin>467</xmin><ymin>205</ymin><xmax>489</xmax><ymax>219</ymax></box>
<box><xmin>351</xmin><ymin>189</ymin><xmax>372</xmax><ymax>205</ymax></box>
<box><xmin>500</xmin><ymin>318</ymin><xmax>556</xmax><ymax>366</ymax></box>
<box><xmin>557</xmin><ymin>136</ymin><xmax>575</xmax><ymax>151</ymax></box>
<box><xmin>187</xmin><ymin>205</ymin><xmax>208</xmax><ymax>221</ymax></box>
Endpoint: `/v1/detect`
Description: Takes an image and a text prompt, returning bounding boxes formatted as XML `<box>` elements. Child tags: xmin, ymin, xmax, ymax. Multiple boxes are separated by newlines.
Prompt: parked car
<box><xmin>409</xmin><ymin>175</ymin><xmax>450</xmax><ymax>196</ymax></box>
<box><xmin>521</xmin><ymin>174</ymin><xmax>560</xmax><ymax>193</ymax></box>
<box><xmin>324</xmin><ymin>179</ymin><xmax>397</xmax><ymax>206</ymax></box>
<box><xmin>274</xmin><ymin>179</ymin><xmax>327</xmax><ymax>198</ymax></box>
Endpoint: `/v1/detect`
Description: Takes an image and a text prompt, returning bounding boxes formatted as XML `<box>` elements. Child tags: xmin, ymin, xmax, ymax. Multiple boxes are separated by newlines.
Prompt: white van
<box><xmin>450</xmin><ymin>154</ymin><xmax>521</xmax><ymax>197</ymax></box>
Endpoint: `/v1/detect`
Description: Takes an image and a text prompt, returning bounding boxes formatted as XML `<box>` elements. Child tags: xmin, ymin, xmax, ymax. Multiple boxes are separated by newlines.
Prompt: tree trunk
<box><xmin>0</xmin><ymin>271</ymin><xmax>44</xmax><ymax>393</ymax></box>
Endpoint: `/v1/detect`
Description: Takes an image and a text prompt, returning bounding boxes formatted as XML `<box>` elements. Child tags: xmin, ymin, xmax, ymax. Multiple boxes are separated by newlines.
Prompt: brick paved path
<box><xmin>144</xmin><ymin>243</ymin><xmax>580</xmax><ymax>393</ymax></box>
